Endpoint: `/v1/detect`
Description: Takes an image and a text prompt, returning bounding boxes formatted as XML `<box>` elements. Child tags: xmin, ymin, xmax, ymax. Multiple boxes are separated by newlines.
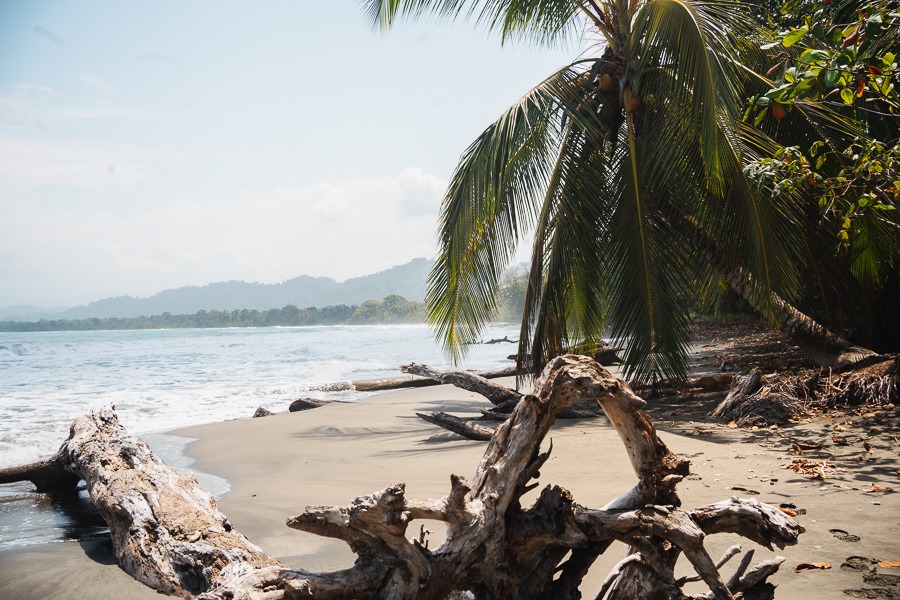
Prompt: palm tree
<box><xmin>363</xmin><ymin>0</ymin><xmax>818</xmax><ymax>384</ymax></box>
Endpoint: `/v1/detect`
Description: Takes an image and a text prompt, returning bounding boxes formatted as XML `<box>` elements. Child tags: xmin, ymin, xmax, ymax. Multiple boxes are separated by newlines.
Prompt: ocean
<box><xmin>0</xmin><ymin>323</ymin><xmax>520</xmax><ymax>549</ymax></box>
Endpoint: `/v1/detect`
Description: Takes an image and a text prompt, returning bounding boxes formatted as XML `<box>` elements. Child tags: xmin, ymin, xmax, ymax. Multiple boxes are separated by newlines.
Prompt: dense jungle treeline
<box><xmin>0</xmin><ymin>295</ymin><xmax>421</xmax><ymax>332</ymax></box>
<box><xmin>0</xmin><ymin>280</ymin><xmax>529</xmax><ymax>332</ymax></box>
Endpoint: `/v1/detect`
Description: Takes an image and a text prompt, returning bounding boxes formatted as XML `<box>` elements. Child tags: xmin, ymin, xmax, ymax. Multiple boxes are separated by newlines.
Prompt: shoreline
<box><xmin>1</xmin><ymin>328</ymin><xmax>898</xmax><ymax>598</ymax></box>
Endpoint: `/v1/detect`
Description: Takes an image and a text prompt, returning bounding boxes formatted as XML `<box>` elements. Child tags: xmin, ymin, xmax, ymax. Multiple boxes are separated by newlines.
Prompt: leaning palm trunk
<box><xmin>681</xmin><ymin>213</ymin><xmax>877</xmax><ymax>368</ymax></box>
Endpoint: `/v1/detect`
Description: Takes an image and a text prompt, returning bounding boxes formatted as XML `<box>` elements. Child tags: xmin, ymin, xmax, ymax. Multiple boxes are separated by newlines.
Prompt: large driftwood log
<box><xmin>341</xmin><ymin>365</ymin><xmax>520</xmax><ymax>393</ymax></box>
<box><xmin>400</xmin><ymin>362</ymin><xmax>522</xmax><ymax>405</ymax></box>
<box><xmin>0</xmin><ymin>407</ymin><xmax>284</xmax><ymax>599</ymax></box>
<box><xmin>0</xmin><ymin>355</ymin><xmax>802</xmax><ymax>599</ymax></box>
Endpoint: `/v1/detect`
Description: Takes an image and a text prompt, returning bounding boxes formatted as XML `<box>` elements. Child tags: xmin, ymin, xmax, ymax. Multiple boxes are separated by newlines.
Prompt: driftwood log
<box><xmin>338</xmin><ymin>365</ymin><xmax>520</xmax><ymax>393</ymax></box>
<box><xmin>0</xmin><ymin>355</ymin><xmax>802</xmax><ymax>599</ymax></box>
<box><xmin>415</xmin><ymin>411</ymin><xmax>495</xmax><ymax>441</ymax></box>
<box><xmin>400</xmin><ymin>362</ymin><xmax>522</xmax><ymax>405</ymax></box>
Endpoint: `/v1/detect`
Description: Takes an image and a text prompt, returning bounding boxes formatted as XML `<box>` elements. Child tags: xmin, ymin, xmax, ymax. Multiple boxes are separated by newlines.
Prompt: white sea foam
<box><xmin>0</xmin><ymin>324</ymin><xmax>519</xmax><ymax>549</ymax></box>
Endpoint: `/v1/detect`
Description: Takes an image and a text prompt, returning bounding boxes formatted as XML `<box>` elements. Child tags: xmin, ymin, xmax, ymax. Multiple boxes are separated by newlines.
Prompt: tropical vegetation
<box><xmin>365</xmin><ymin>0</ymin><xmax>898</xmax><ymax>384</ymax></box>
<box><xmin>0</xmin><ymin>296</ymin><xmax>421</xmax><ymax>332</ymax></box>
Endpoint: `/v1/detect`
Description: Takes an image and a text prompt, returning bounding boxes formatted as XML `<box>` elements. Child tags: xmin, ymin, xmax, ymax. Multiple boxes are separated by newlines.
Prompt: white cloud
<box><xmin>0</xmin><ymin>169</ymin><xmax>447</xmax><ymax>306</ymax></box>
<box><xmin>0</xmin><ymin>135</ymin><xmax>154</xmax><ymax>193</ymax></box>
<box><xmin>0</xmin><ymin>83</ymin><xmax>143</xmax><ymax>125</ymax></box>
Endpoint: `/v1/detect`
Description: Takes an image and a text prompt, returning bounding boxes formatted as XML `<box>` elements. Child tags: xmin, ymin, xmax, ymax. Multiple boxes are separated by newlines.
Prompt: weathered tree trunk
<box><xmin>351</xmin><ymin>374</ymin><xmax>438</xmax><ymax>391</ymax></box>
<box><xmin>680</xmin><ymin>213</ymin><xmax>878</xmax><ymax>368</ymax></box>
<box><xmin>343</xmin><ymin>365</ymin><xmax>520</xmax><ymax>392</ymax></box>
<box><xmin>400</xmin><ymin>362</ymin><xmax>522</xmax><ymax>405</ymax></box>
<box><xmin>710</xmin><ymin>368</ymin><xmax>763</xmax><ymax>420</ymax></box>
<box><xmin>1</xmin><ymin>356</ymin><xmax>802</xmax><ymax>599</ymax></box>
<box><xmin>0</xmin><ymin>407</ymin><xmax>284</xmax><ymax>599</ymax></box>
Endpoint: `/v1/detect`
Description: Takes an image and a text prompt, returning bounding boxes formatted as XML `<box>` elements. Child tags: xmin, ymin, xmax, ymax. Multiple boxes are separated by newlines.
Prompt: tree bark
<box><xmin>1</xmin><ymin>356</ymin><xmax>802</xmax><ymax>599</ymax></box>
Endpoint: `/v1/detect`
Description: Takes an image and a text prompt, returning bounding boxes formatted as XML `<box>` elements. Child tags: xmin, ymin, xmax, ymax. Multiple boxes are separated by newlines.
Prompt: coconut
<box><xmin>626</xmin><ymin>96</ymin><xmax>641</xmax><ymax>114</ymax></box>
<box><xmin>599</xmin><ymin>73</ymin><xmax>614</xmax><ymax>91</ymax></box>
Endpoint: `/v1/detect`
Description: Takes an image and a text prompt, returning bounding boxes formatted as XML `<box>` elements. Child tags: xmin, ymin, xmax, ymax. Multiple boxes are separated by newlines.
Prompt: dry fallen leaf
<box><xmin>727</xmin><ymin>421</ymin><xmax>738</xmax><ymax>429</ymax></box>
<box><xmin>791</xmin><ymin>441</ymin><xmax>825</xmax><ymax>455</ymax></box>
<box><xmin>877</xmin><ymin>561</ymin><xmax>900</xmax><ymax>568</ymax></box>
<box><xmin>779</xmin><ymin>507</ymin><xmax>798</xmax><ymax>516</ymax></box>
<box><xmin>795</xmin><ymin>562</ymin><xmax>831</xmax><ymax>572</ymax></box>
<box><xmin>865</xmin><ymin>484</ymin><xmax>896</xmax><ymax>494</ymax></box>
<box><xmin>781</xmin><ymin>458</ymin><xmax>843</xmax><ymax>479</ymax></box>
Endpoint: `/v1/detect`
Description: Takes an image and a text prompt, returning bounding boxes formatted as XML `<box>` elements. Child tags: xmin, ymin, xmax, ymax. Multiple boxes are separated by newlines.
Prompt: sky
<box><xmin>0</xmin><ymin>1</ymin><xmax>579</xmax><ymax>309</ymax></box>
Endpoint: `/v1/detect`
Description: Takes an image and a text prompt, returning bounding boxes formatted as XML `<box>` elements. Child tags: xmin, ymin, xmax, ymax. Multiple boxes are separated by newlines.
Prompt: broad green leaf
<box><xmin>840</xmin><ymin>87</ymin><xmax>855</xmax><ymax>104</ymax></box>
<box><xmin>783</xmin><ymin>27</ymin><xmax>808</xmax><ymax>48</ymax></box>
<box><xmin>799</xmin><ymin>49</ymin><xmax>829</xmax><ymax>64</ymax></box>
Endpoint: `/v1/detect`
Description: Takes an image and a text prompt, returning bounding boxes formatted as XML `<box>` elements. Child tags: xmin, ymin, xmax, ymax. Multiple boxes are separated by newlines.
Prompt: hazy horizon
<box><xmin>1</xmin><ymin>1</ymin><xmax>577</xmax><ymax>308</ymax></box>
<box><xmin>0</xmin><ymin>256</ymin><xmax>433</xmax><ymax>315</ymax></box>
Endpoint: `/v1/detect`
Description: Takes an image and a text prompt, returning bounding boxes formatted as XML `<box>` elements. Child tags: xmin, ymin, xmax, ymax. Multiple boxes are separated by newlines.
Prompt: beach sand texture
<box><xmin>1</xmin><ymin>374</ymin><xmax>898</xmax><ymax>599</ymax></box>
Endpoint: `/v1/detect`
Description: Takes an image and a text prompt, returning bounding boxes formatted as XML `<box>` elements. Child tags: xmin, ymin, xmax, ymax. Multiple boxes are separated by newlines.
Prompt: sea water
<box><xmin>0</xmin><ymin>323</ymin><xmax>519</xmax><ymax>549</ymax></box>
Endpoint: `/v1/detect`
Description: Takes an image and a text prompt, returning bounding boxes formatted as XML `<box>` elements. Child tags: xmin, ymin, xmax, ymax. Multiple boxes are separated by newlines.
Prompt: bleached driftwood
<box><xmin>0</xmin><ymin>407</ymin><xmax>284</xmax><ymax>599</ymax></box>
<box><xmin>0</xmin><ymin>355</ymin><xmax>803</xmax><ymax>599</ymax></box>
<box><xmin>346</xmin><ymin>365</ymin><xmax>520</xmax><ymax>393</ymax></box>
<box><xmin>400</xmin><ymin>362</ymin><xmax>522</xmax><ymax>406</ymax></box>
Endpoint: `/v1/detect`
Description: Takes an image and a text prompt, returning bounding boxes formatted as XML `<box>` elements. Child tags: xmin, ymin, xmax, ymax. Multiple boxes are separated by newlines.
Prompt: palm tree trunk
<box><xmin>680</xmin><ymin>214</ymin><xmax>878</xmax><ymax>369</ymax></box>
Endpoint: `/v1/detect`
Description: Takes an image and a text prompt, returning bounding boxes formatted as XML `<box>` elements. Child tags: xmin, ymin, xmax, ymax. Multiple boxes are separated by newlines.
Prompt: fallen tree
<box><xmin>0</xmin><ymin>355</ymin><xmax>802</xmax><ymax>599</ymax></box>
<box><xmin>400</xmin><ymin>362</ymin><xmax>522</xmax><ymax>405</ymax></box>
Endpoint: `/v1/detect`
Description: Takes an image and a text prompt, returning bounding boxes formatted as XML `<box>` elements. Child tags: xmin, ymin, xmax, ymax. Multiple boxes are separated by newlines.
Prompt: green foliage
<box><xmin>495</xmin><ymin>266</ymin><xmax>529</xmax><ymax>322</ymax></box>
<box><xmin>347</xmin><ymin>295</ymin><xmax>426</xmax><ymax>323</ymax></box>
<box><xmin>745</xmin><ymin>138</ymin><xmax>900</xmax><ymax>286</ymax></box>
<box><xmin>747</xmin><ymin>0</ymin><xmax>899</xmax><ymax>126</ymax></box>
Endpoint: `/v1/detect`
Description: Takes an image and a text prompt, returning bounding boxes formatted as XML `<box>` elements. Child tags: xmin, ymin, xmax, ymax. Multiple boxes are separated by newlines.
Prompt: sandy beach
<box><xmin>1</xmin><ymin>338</ymin><xmax>898</xmax><ymax>599</ymax></box>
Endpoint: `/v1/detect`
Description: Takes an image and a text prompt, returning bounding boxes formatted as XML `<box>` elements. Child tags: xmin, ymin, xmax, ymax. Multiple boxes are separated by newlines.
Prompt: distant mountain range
<box><xmin>0</xmin><ymin>258</ymin><xmax>433</xmax><ymax>322</ymax></box>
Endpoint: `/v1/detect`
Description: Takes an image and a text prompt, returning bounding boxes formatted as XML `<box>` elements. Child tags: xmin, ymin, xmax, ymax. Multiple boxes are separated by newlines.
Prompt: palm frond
<box><xmin>427</xmin><ymin>65</ymin><xmax>596</xmax><ymax>361</ymax></box>
<box><xmin>362</xmin><ymin>0</ymin><xmax>584</xmax><ymax>46</ymax></box>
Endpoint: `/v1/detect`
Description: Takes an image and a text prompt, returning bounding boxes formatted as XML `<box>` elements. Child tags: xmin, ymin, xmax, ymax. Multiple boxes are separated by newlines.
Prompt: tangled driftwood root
<box><xmin>814</xmin><ymin>357</ymin><xmax>898</xmax><ymax>408</ymax></box>
<box><xmin>0</xmin><ymin>355</ymin><xmax>802</xmax><ymax>599</ymax></box>
<box><xmin>731</xmin><ymin>391</ymin><xmax>805</xmax><ymax>428</ymax></box>
<box><xmin>712</xmin><ymin>357</ymin><xmax>898</xmax><ymax>427</ymax></box>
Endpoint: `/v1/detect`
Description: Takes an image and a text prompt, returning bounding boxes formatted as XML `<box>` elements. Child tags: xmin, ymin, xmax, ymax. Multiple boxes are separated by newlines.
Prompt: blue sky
<box><xmin>0</xmin><ymin>1</ymin><xmax>579</xmax><ymax>308</ymax></box>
